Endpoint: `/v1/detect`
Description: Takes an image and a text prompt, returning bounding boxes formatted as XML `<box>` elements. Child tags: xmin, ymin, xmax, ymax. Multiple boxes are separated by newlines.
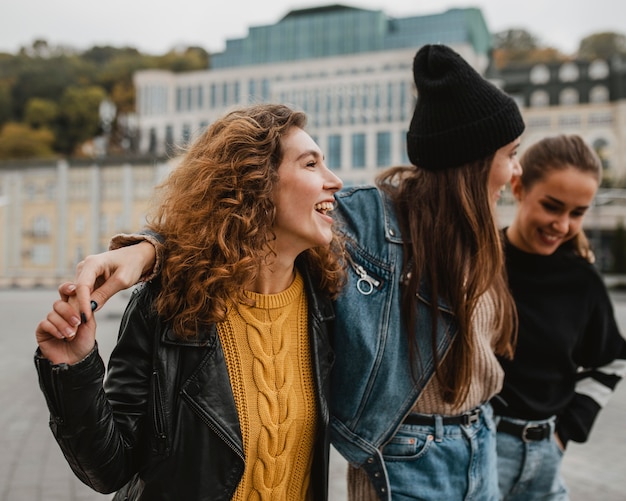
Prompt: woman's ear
<box><xmin>510</xmin><ymin>175</ymin><xmax>524</xmax><ymax>201</ymax></box>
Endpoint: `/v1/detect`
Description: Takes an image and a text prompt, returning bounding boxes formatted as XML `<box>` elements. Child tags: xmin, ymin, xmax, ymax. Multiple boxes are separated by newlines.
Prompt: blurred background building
<box><xmin>1</xmin><ymin>3</ymin><xmax>626</xmax><ymax>286</ymax></box>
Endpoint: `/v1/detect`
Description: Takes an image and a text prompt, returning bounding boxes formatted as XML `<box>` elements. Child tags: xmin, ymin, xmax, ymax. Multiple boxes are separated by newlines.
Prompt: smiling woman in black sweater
<box><xmin>493</xmin><ymin>134</ymin><xmax>626</xmax><ymax>501</ymax></box>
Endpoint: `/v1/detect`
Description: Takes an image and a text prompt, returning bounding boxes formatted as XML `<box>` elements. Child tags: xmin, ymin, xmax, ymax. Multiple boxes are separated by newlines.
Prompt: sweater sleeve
<box><xmin>556</xmin><ymin>280</ymin><xmax>626</xmax><ymax>446</ymax></box>
<box><xmin>109</xmin><ymin>229</ymin><xmax>165</xmax><ymax>282</ymax></box>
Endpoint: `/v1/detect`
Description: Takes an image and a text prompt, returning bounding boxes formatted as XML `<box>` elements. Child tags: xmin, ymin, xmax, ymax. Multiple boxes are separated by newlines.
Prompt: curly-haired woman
<box><xmin>34</xmin><ymin>104</ymin><xmax>344</xmax><ymax>500</ymax></box>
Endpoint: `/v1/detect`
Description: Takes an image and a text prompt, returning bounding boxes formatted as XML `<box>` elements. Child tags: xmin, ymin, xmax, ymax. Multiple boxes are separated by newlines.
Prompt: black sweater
<box><xmin>493</xmin><ymin>233</ymin><xmax>626</xmax><ymax>446</ymax></box>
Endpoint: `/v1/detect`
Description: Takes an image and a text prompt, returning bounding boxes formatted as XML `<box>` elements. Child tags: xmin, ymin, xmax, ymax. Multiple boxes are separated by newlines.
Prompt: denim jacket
<box><xmin>330</xmin><ymin>185</ymin><xmax>457</xmax><ymax>500</ymax></box>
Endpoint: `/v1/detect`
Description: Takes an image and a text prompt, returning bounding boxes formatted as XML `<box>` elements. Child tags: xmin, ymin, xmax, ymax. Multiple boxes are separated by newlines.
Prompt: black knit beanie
<box><xmin>406</xmin><ymin>44</ymin><xmax>525</xmax><ymax>170</ymax></box>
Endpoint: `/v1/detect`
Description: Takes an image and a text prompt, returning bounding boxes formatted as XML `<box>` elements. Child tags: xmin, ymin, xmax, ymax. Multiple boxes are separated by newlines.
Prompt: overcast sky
<box><xmin>1</xmin><ymin>0</ymin><xmax>624</xmax><ymax>56</ymax></box>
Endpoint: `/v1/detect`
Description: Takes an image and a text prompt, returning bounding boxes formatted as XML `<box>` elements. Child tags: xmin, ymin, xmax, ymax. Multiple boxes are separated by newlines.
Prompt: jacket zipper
<box><xmin>347</xmin><ymin>256</ymin><xmax>381</xmax><ymax>295</ymax></box>
<box><xmin>151</xmin><ymin>370</ymin><xmax>168</xmax><ymax>454</ymax></box>
<box><xmin>181</xmin><ymin>392</ymin><xmax>245</xmax><ymax>462</ymax></box>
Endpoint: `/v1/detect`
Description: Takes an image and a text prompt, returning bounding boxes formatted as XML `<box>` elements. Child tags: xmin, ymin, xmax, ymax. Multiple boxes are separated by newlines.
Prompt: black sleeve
<box><xmin>557</xmin><ymin>280</ymin><xmax>626</xmax><ymax>446</ymax></box>
<box><xmin>34</xmin><ymin>287</ymin><xmax>156</xmax><ymax>493</ymax></box>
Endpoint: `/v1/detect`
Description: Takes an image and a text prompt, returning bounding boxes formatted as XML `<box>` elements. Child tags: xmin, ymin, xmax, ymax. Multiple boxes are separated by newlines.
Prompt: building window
<box><xmin>559</xmin><ymin>62</ymin><xmax>579</xmax><ymax>82</ymax></box>
<box><xmin>182</xmin><ymin>123</ymin><xmax>191</xmax><ymax>145</ymax></box>
<box><xmin>400</xmin><ymin>130</ymin><xmax>409</xmax><ymax>165</ymax></box>
<box><xmin>45</xmin><ymin>181</ymin><xmax>56</xmax><ymax>200</ymax></box>
<box><xmin>165</xmin><ymin>125</ymin><xmax>175</xmax><ymax>155</ymax></box>
<box><xmin>31</xmin><ymin>245</ymin><xmax>52</xmax><ymax>265</ymax></box>
<box><xmin>328</xmin><ymin>134</ymin><xmax>342</xmax><ymax>170</ymax></box>
<box><xmin>593</xmin><ymin>138</ymin><xmax>610</xmax><ymax>170</ymax></box>
<box><xmin>248</xmin><ymin>79</ymin><xmax>256</xmax><ymax>101</ymax></box>
<box><xmin>376</xmin><ymin>131</ymin><xmax>391</xmax><ymax>167</ymax></box>
<box><xmin>326</xmin><ymin>93</ymin><xmax>333</xmax><ymax>126</ymax></box>
<box><xmin>33</xmin><ymin>215</ymin><xmax>51</xmax><ymax>237</ymax></box>
<box><xmin>351</xmin><ymin>133</ymin><xmax>366</xmax><ymax>169</ymax></box>
<box><xmin>75</xmin><ymin>214</ymin><xmax>85</xmax><ymax>235</ymax></box>
<box><xmin>530</xmin><ymin>90</ymin><xmax>550</xmax><ymax>108</ymax></box>
<box><xmin>262</xmin><ymin>79</ymin><xmax>270</xmax><ymax>101</ymax></box>
<box><xmin>527</xmin><ymin>116</ymin><xmax>551</xmax><ymax>128</ymax></box>
<box><xmin>589</xmin><ymin>59</ymin><xmax>609</xmax><ymax>80</ymax></box>
<box><xmin>210</xmin><ymin>83</ymin><xmax>217</xmax><ymax>108</ymax></box>
<box><xmin>400</xmin><ymin>81</ymin><xmax>411</xmax><ymax>121</ymax></box>
<box><xmin>558</xmin><ymin>114</ymin><xmax>581</xmax><ymax>126</ymax></box>
<box><xmin>530</xmin><ymin>64</ymin><xmax>550</xmax><ymax>84</ymax></box>
<box><xmin>589</xmin><ymin>85</ymin><xmax>609</xmax><ymax>103</ymax></box>
<box><xmin>559</xmin><ymin>88</ymin><xmax>579</xmax><ymax>106</ymax></box>
<box><xmin>176</xmin><ymin>87</ymin><xmax>183</xmax><ymax>111</ymax></box>
<box><xmin>187</xmin><ymin>86</ymin><xmax>193</xmax><ymax>110</ymax></box>
<box><xmin>589</xmin><ymin>112</ymin><xmax>613</xmax><ymax>125</ymax></box>
<box><xmin>148</xmin><ymin>128</ymin><xmax>157</xmax><ymax>154</ymax></box>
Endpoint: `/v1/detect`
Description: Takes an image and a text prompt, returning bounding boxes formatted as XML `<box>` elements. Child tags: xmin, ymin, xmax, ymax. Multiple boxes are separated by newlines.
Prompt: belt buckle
<box><xmin>462</xmin><ymin>409</ymin><xmax>480</xmax><ymax>426</ymax></box>
<box><xmin>521</xmin><ymin>424</ymin><xmax>535</xmax><ymax>442</ymax></box>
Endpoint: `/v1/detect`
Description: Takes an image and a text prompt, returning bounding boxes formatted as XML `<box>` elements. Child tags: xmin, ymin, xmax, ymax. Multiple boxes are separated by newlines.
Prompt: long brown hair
<box><xmin>518</xmin><ymin>134</ymin><xmax>602</xmax><ymax>263</ymax></box>
<box><xmin>146</xmin><ymin>104</ymin><xmax>345</xmax><ymax>338</ymax></box>
<box><xmin>378</xmin><ymin>159</ymin><xmax>516</xmax><ymax>407</ymax></box>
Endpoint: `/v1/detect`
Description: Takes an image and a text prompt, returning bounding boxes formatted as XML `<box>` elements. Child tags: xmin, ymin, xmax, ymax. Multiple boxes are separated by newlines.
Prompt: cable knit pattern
<box><xmin>217</xmin><ymin>272</ymin><xmax>317</xmax><ymax>501</ymax></box>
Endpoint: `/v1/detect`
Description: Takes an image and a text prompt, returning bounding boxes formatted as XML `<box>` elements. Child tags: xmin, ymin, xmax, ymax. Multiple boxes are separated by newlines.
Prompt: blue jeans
<box><xmin>380</xmin><ymin>403</ymin><xmax>498</xmax><ymax>500</ymax></box>
<box><xmin>495</xmin><ymin>416</ymin><xmax>569</xmax><ymax>501</ymax></box>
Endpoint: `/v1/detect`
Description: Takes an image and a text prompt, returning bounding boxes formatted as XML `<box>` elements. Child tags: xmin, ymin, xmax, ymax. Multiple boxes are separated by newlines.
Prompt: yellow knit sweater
<box><xmin>217</xmin><ymin>272</ymin><xmax>317</xmax><ymax>501</ymax></box>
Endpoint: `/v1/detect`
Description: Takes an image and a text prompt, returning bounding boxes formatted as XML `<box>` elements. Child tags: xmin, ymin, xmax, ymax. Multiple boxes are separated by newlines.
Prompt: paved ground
<box><xmin>1</xmin><ymin>288</ymin><xmax>625</xmax><ymax>501</ymax></box>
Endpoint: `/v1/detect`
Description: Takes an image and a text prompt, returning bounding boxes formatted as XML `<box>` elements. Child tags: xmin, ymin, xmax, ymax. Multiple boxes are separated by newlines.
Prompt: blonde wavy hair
<box><xmin>146</xmin><ymin>104</ymin><xmax>345</xmax><ymax>338</ymax></box>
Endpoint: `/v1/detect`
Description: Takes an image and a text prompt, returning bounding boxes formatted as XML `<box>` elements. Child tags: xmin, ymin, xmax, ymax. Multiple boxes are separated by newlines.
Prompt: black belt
<box><xmin>497</xmin><ymin>420</ymin><xmax>551</xmax><ymax>442</ymax></box>
<box><xmin>404</xmin><ymin>407</ymin><xmax>481</xmax><ymax>427</ymax></box>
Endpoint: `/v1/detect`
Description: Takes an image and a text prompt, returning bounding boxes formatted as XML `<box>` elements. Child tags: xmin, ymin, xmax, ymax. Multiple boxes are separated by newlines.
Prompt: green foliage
<box><xmin>0</xmin><ymin>122</ymin><xmax>56</xmax><ymax>159</ymax></box>
<box><xmin>24</xmin><ymin>98</ymin><xmax>59</xmax><ymax>129</ymax></box>
<box><xmin>0</xmin><ymin>81</ymin><xmax>11</xmax><ymax>126</ymax></box>
<box><xmin>493</xmin><ymin>29</ymin><xmax>540</xmax><ymax>51</ymax></box>
<box><xmin>0</xmin><ymin>39</ymin><xmax>213</xmax><ymax>159</ymax></box>
<box><xmin>578</xmin><ymin>32</ymin><xmax>626</xmax><ymax>60</ymax></box>
<box><xmin>56</xmin><ymin>85</ymin><xmax>107</xmax><ymax>154</ymax></box>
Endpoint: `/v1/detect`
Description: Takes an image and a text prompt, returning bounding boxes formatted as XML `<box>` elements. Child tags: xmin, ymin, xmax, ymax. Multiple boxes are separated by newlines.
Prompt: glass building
<box><xmin>134</xmin><ymin>4</ymin><xmax>492</xmax><ymax>185</ymax></box>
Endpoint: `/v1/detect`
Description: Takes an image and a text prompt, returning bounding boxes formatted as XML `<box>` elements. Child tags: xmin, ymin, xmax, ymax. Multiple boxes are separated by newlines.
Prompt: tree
<box><xmin>56</xmin><ymin>85</ymin><xmax>107</xmax><ymax>155</ymax></box>
<box><xmin>493</xmin><ymin>29</ymin><xmax>539</xmax><ymax>51</ymax></box>
<box><xmin>578</xmin><ymin>32</ymin><xmax>626</xmax><ymax>60</ymax></box>
<box><xmin>157</xmin><ymin>46</ymin><xmax>210</xmax><ymax>72</ymax></box>
<box><xmin>0</xmin><ymin>122</ymin><xmax>55</xmax><ymax>159</ymax></box>
<box><xmin>24</xmin><ymin>98</ymin><xmax>59</xmax><ymax>129</ymax></box>
<box><xmin>0</xmin><ymin>81</ymin><xmax>11</xmax><ymax>126</ymax></box>
<box><xmin>492</xmin><ymin>29</ymin><xmax>566</xmax><ymax>67</ymax></box>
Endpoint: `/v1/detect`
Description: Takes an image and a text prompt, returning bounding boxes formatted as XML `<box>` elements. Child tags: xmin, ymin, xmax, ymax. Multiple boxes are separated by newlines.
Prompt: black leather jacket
<box><xmin>35</xmin><ymin>263</ymin><xmax>335</xmax><ymax>500</ymax></box>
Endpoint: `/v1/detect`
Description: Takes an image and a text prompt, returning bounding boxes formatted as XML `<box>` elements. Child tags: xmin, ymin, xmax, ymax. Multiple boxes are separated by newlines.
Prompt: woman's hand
<box><xmin>35</xmin><ymin>284</ymin><xmax>97</xmax><ymax>365</ymax></box>
<box><xmin>73</xmin><ymin>242</ymin><xmax>156</xmax><ymax>322</ymax></box>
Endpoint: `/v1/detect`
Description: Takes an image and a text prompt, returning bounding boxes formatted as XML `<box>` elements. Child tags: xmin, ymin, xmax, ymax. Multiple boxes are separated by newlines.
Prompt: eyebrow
<box><xmin>295</xmin><ymin>149</ymin><xmax>322</xmax><ymax>161</ymax></box>
<box><xmin>544</xmin><ymin>195</ymin><xmax>590</xmax><ymax>210</ymax></box>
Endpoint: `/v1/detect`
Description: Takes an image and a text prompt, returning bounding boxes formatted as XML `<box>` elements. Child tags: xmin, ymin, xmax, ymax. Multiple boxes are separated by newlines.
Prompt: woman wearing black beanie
<box><xmin>38</xmin><ymin>44</ymin><xmax>525</xmax><ymax>500</ymax></box>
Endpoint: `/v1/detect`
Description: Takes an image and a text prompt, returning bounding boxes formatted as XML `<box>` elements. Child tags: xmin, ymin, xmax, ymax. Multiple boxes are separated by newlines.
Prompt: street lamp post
<box><xmin>98</xmin><ymin>98</ymin><xmax>117</xmax><ymax>157</ymax></box>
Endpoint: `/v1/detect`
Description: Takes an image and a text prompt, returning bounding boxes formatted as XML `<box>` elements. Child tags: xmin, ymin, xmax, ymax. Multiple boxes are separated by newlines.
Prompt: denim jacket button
<box><xmin>367</xmin><ymin>457</ymin><xmax>374</xmax><ymax>464</ymax></box>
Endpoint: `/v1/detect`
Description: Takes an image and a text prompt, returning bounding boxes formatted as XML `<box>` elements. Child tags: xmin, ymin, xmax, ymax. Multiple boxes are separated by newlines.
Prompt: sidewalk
<box><xmin>1</xmin><ymin>288</ymin><xmax>625</xmax><ymax>500</ymax></box>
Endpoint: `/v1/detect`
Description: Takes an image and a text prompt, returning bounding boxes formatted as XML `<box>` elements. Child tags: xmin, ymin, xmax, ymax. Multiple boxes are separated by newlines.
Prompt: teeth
<box><xmin>315</xmin><ymin>202</ymin><xmax>334</xmax><ymax>213</ymax></box>
<box><xmin>540</xmin><ymin>231</ymin><xmax>560</xmax><ymax>242</ymax></box>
